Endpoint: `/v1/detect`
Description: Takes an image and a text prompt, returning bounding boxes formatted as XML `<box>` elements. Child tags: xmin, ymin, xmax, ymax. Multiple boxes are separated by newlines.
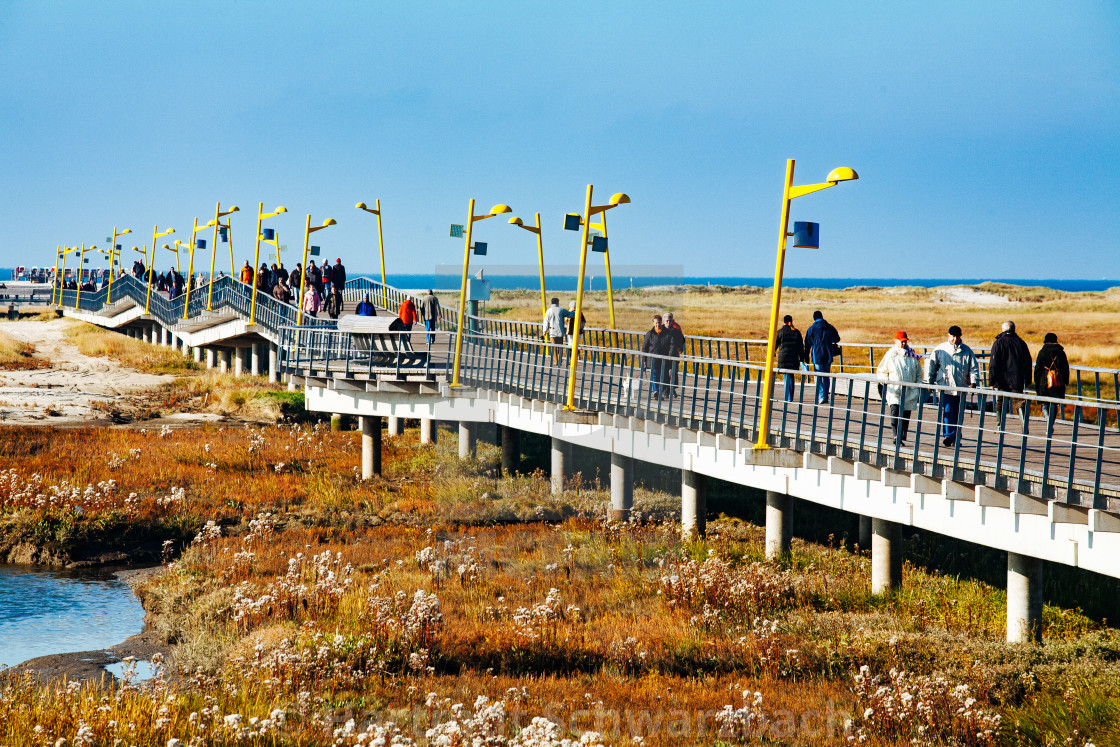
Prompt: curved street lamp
<box><xmin>508</xmin><ymin>213</ymin><xmax>548</xmax><ymax>323</ymax></box>
<box><xmin>249</xmin><ymin>203</ymin><xmax>287</xmax><ymax>325</ymax></box>
<box><xmin>297</xmin><ymin>216</ymin><xmax>338</xmax><ymax>324</ymax></box>
<box><xmin>450</xmin><ymin>200</ymin><xmax>512</xmax><ymax>387</ymax></box>
<box><xmin>356</xmin><ymin>200</ymin><xmax>388</xmax><ymax>291</ymax></box>
<box><xmin>754</xmin><ymin>160</ymin><xmax>859</xmax><ymax>450</ymax></box>
<box><xmin>182</xmin><ymin>218</ymin><xmax>218</xmax><ymax>318</ymax></box>
<box><xmin>106</xmin><ymin>226</ymin><xmax>132</xmax><ymax>301</ymax></box>
<box><xmin>564</xmin><ymin>187</ymin><xmax>630</xmax><ymax>410</ymax></box>
<box><xmin>75</xmin><ymin>244</ymin><xmax>96</xmax><ymax>310</ymax></box>
<box><xmin>145</xmin><ymin>225</ymin><xmax>175</xmax><ymax>313</ymax></box>
<box><xmin>207</xmin><ymin>203</ymin><xmax>239</xmax><ymax>311</ymax></box>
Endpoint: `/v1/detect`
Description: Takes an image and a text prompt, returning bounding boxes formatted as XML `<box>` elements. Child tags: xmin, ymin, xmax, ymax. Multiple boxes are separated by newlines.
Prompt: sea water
<box><xmin>0</xmin><ymin>566</ymin><xmax>145</xmax><ymax>668</ymax></box>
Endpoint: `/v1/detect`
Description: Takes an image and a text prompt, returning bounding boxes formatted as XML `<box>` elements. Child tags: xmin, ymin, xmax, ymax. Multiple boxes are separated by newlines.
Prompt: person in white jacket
<box><xmin>925</xmin><ymin>325</ymin><xmax>980</xmax><ymax>446</ymax></box>
<box><xmin>876</xmin><ymin>331</ymin><xmax>923</xmax><ymax>444</ymax></box>
<box><xmin>541</xmin><ymin>297</ymin><xmax>571</xmax><ymax>365</ymax></box>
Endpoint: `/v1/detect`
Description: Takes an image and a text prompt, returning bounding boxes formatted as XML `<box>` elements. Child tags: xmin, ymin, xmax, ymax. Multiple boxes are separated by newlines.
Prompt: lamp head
<box><xmin>228</xmin><ymin>206</ymin><xmax>239</xmax><ymax>213</ymax></box>
<box><xmin>489</xmin><ymin>204</ymin><xmax>512</xmax><ymax>216</ymax></box>
<box><xmin>205</xmin><ymin>219</ymin><xmax>218</xmax><ymax>227</ymax></box>
<box><xmin>162</xmin><ymin>244</ymin><xmax>171</xmax><ymax>250</ymax></box>
<box><xmin>120</xmin><ymin>228</ymin><xmax>132</xmax><ymax>235</ymax></box>
<box><xmin>826</xmin><ymin>167</ymin><xmax>859</xmax><ymax>184</ymax></box>
<box><xmin>275</xmin><ymin>206</ymin><xmax>287</xmax><ymax>214</ymax></box>
<box><xmin>355</xmin><ymin>202</ymin><xmax>367</xmax><ymax>210</ymax></box>
<box><xmin>322</xmin><ymin>218</ymin><xmax>337</xmax><ymax>227</ymax></box>
<box><xmin>88</xmin><ymin>245</ymin><xmax>97</xmax><ymax>251</ymax></box>
<box><xmin>608</xmin><ymin>193</ymin><xmax>631</xmax><ymax>206</ymax></box>
<box><xmin>509</xmin><ymin>216</ymin><xmax>524</xmax><ymax>226</ymax></box>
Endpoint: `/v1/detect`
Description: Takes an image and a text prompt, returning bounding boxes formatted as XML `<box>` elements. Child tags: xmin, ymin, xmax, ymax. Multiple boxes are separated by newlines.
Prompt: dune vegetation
<box><xmin>0</xmin><ymin>422</ymin><xmax>1116</xmax><ymax>745</ymax></box>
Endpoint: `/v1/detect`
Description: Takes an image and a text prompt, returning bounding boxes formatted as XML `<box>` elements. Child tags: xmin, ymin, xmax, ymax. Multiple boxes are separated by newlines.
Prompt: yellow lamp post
<box><xmin>754</xmin><ymin>159</ymin><xmax>858</xmax><ymax>450</ymax></box>
<box><xmin>249</xmin><ymin>203</ymin><xmax>287</xmax><ymax>325</ymax></box>
<box><xmin>507</xmin><ymin>213</ymin><xmax>549</xmax><ymax>322</ymax></box>
<box><xmin>51</xmin><ymin>246</ymin><xmax>63</xmax><ymax>305</ymax></box>
<box><xmin>356</xmin><ymin>200</ymin><xmax>388</xmax><ymax>308</ymax></box>
<box><xmin>450</xmin><ymin>200</ymin><xmax>512</xmax><ymax>387</ymax></box>
<box><xmin>57</xmin><ymin>246</ymin><xmax>73</xmax><ymax>306</ymax></box>
<box><xmin>296</xmin><ymin>216</ymin><xmax>338</xmax><ymax>324</ymax></box>
<box><xmin>75</xmin><ymin>244</ymin><xmax>95</xmax><ymax>310</ymax></box>
<box><xmin>564</xmin><ymin>186</ymin><xmax>630</xmax><ymax>410</ymax></box>
<box><xmin>106</xmin><ymin>227</ymin><xmax>132</xmax><ymax>301</ymax></box>
<box><xmin>182</xmin><ymin>218</ymin><xmax>218</xmax><ymax>318</ymax></box>
<box><xmin>207</xmin><ymin>203</ymin><xmax>239</xmax><ymax>311</ymax></box>
<box><xmin>145</xmin><ymin>225</ymin><xmax>175</xmax><ymax>313</ymax></box>
<box><xmin>171</xmin><ymin>241</ymin><xmax>188</xmax><ymax>273</ymax></box>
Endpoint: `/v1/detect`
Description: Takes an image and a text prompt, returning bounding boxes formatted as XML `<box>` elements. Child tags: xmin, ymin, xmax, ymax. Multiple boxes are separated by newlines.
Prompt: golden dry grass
<box><xmin>63</xmin><ymin>322</ymin><xmax>201</xmax><ymax>375</ymax></box>
<box><xmin>0</xmin><ymin>329</ymin><xmax>48</xmax><ymax>369</ymax></box>
<box><xmin>479</xmin><ymin>284</ymin><xmax>1120</xmax><ymax>369</ymax></box>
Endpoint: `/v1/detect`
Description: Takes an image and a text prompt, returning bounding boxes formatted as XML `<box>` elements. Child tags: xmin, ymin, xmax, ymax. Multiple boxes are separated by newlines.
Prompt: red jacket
<box><xmin>399</xmin><ymin>299</ymin><xmax>418</xmax><ymax>325</ymax></box>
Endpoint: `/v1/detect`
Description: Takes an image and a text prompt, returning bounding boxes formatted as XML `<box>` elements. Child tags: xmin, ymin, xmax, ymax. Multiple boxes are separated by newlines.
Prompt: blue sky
<box><xmin>1</xmin><ymin>1</ymin><xmax>1117</xmax><ymax>279</ymax></box>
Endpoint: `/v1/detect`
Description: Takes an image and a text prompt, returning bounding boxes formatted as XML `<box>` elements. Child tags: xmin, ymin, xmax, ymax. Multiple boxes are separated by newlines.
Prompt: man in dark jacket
<box><xmin>332</xmin><ymin>258</ymin><xmax>346</xmax><ymax>290</ymax></box>
<box><xmin>663</xmin><ymin>312</ymin><xmax>686</xmax><ymax>395</ymax></box>
<box><xmin>775</xmin><ymin>314</ymin><xmax>804</xmax><ymax>402</ymax></box>
<box><xmin>641</xmin><ymin>315</ymin><xmax>673</xmax><ymax>400</ymax></box>
<box><xmin>989</xmin><ymin>320</ymin><xmax>1032</xmax><ymax>424</ymax></box>
<box><xmin>803</xmin><ymin>310</ymin><xmax>841</xmax><ymax>404</ymax></box>
<box><xmin>307</xmin><ymin>263</ymin><xmax>322</xmax><ymax>296</ymax></box>
<box><xmin>1034</xmin><ymin>332</ymin><xmax>1069</xmax><ymax>418</ymax></box>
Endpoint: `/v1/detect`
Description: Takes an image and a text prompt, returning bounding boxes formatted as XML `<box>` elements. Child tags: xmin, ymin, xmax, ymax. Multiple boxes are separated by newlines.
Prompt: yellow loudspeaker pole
<box><xmin>208</xmin><ymin>203</ymin><xmax>221</xmax><ymax>311</ymax></box>
<box><xmin>250</xmin><ymin>203</ymin><xmax>263</xmax><ymax>325</ymax></box>
<box><xmin>51</xmin><ymin>246</ymin><xmax>61</xmax><ymax>305</ymax></box>
<box><xmin>451</xmin><ymin>199</ymin><xmax>476</xmax><ymax>388</ymax></box>
<box><xmin>589</xmin><ymin>210</ymin><xmax>616</xmax><ymax>329</ymax></box>
<box><xmin>298</xmin><ymin>214</ymin><xmax>312</xmax><ymax>325</ymax></box>
<box><xmin>565</xmin><ymin>185</ymin><xmax>595</xmax><ymax>410</ymax></box>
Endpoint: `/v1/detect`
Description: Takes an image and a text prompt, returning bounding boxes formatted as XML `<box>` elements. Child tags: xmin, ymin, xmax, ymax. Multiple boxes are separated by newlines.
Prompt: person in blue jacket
<box><xmin>803</xmin><ymin>310</ymin><xmax>841</xmax><ymax>405</ymax></box>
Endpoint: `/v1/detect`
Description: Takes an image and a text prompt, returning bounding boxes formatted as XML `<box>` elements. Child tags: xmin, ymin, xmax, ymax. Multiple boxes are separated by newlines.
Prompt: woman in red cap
<box><xmin>876</xmin><ymin>331</ymin><xmax>923</xmax><ymax>444</ymax></box>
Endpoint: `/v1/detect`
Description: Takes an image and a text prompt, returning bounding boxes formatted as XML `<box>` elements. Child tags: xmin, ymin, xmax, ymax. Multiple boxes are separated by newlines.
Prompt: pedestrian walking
<box><xmin>324</xmin><ymin>286</ymin><xmax>344</xmax><ymax>320</ymax></box>
<box><xmin>301</xmin><ymin>284</ymin><xmax>321</xmax><ymax>318</ymax></box>
<box><xmin>541</xmin><ymin>297</ymin><xmax>570</xmax><ymax>365</ymax></box>
<box><xmin>257</xmin><ymin>263</ymin><xmax>272</xmax><ymax>293</ymax></box>
<box><xmin>774</xmin><ymin>314</ymin><xmax>804</xmax><ymax>403</ymax></box>
<box><xmin>876</xmin><ymin>331</ymin><xmax>922</xmax><ymax>444</ymax></box>
<box><xmin>989</xmin><ymin>320</ymin><xmax>1032</xmax><ymax>424</ymax></box>
<box><xmin>803</xmin><ymin>310</ymin><xmax>841</xmax><ymax>404</ymax></box>
<box><xmin>307</xmin><ymin>262</ymin><xmax>323</xmax><ymax>296</ymax></box>
<box><xmin>272</xmin><ymin>277</ymin><xmax>292</xmax><ymax>305</ymax></box>
<box><xmin>398</xmin><ymin>296</ymin><xmax>418</xmax><ymax>331</ymax></box>
<box><xmin>1034</xmin><ymin>332</ymin><xmax>1069</xmax><ymax>419</ymax></box>
<box><xmin>641</xmin><ymin>314</ymin><xmax>673</xmax><ymax>400</ymax></box>
<box><xmin>239</xmin><ymin>261</ymin><xmax>254</xmax><ymax>284</ymax></box>
<box><xmin>332</xmin><ymin>257</ymin><xmax>346</xmax><ymax>290</ymax></box>
<box><xmin>565</xmin><ymin>300</ymin><xmax>586</xmax><ymax>343</ymax></box>
<box><xmin>420</xmin><ymin>289</ymin><xmax>441</xmax><ymax>343</ymax></box>
<box><xmin>663</xmin><ymin>311</ymin><xmax>685</xmax><ymax>396</ymax></box>
<box><xmin>925</xmin><ymin>325</ymin><xmax>981</xmax><ymax>446</ymax></box>
<box><xmin>356</xmin><ymin>294</ymin><xmax>376</xmax><ymax>316</ymax></box>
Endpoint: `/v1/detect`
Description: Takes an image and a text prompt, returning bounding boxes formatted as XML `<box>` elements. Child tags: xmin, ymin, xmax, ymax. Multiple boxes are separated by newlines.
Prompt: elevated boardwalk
<box><xmin>64</xmin><ymin>276</ymin><xmax>1120</xmax><ymax>642</ymax></box>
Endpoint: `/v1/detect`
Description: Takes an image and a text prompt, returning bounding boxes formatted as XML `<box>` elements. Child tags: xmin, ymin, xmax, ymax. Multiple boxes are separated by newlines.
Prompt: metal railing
<box><xmin>278</xmin><ymin>326</ymin><xmax>448</xmax><ymax>380</ymax></box>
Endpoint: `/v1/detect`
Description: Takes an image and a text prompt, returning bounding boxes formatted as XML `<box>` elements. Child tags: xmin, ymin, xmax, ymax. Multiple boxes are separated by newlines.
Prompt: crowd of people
<box><xmin>771</xmin><ymin>312</ymin><xmax>1070</xmax><ymax>445</ymax></box>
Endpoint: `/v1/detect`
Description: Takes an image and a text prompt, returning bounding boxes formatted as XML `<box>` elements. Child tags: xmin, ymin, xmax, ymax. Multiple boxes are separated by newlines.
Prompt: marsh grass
<box><xmin>0</xmin><ymin>424</ymin><xmax>1117</xmax><ymax>744</ymax></box>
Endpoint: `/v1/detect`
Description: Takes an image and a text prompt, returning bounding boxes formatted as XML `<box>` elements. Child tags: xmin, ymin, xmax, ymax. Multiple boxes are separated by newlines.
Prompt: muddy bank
<box><xmin>0</xmin><ymin>514</ymin><xmax>196</xmax><ymax>567</ymax></box>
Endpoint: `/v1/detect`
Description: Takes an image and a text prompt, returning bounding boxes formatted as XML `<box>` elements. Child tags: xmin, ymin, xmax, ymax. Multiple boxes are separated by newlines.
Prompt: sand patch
<box><xmin>935</xmin><ymin>287</ymin><xmax>1014</xmax><ymax>306</ymax></box>
<box><xmin>0</xmin><ymin>319</ymin><xmax>174</xmax><ymax>423</ymax></box>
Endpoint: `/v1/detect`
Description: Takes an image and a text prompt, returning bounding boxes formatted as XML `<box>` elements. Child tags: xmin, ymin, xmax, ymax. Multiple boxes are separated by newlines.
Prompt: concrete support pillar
<box><xmin>859</xmin><ymin>515</ymin><xmax>872</xmax><ymax>553</ymax></box>
<box><xmin>161</xmin><ymin>326</ymin><xmax>170</xmax><ymax>346</ymax></box>
<box><xmin>609</xmin><ymin>453</ymin><xmax>633</xmax><ymax>521</ymax></box>
<box><xmin>251</xmin><ymin>343</ymin><xmax>262</xmax><ymax>377</ymax></box>
<box><xmin>287</xmin><ymin>378</ymin><xmax>297</xmax><ymax>392</ymax></box>
<box><xmin>1007</xmin><ymin>552</ymin><xmax>1043</xmax><ymax>644</ymax></box>
<box><xmin>219</xmin><ymin>349</ymin><xmax>231</xmax><ymax>375</ymax></box>
<box><xmin>268</xmin><ymin>344</ymin><xmax>279</xmax><ymax>383</ymax></box>
<box><xmin>193</xmin><ymin>346</ymin><xmax>202</xmax><ymax>363</ymax></box>
<box><xmin>459</xmin><ymin>422</ymin><xmax>477</xmax><ymax>460</ymax></box>
<box><xmin>361</xmin><ymin>415</ymin><xmax>382</xmax><ymax>479</ymax></box>
<box><xmin>204</xmin><ymin>348</ymin><xmax>216</xmax><ymax>369</ymax></box>
<box><xmin>147</xmin><ymin>325</ymin><xmax>156</xmax><ymax>344</ymax></box>
<box><xmin>234</xmin><ymin>347</ymin><xmax>247</xmax><ymax>377</ymax></box>
<box><xmin>765</xmin><ymin>490</ymin><xmax>793</xmax><ymax>560</ymax></box>
<box><xmin>681</xmin><ymin>470</ymin><xmax>707</xmax><ymax>540</ymax></box>
<box><xmin>550</xmin><ymin>437</ymin><xmax>570</xmax><ymax>494</ymax></box>
<box><xmin>388</xmin><ymin>416</ymin><xmax>402</xmax><ymax>437</ymax></box>
<box><xmin>420</xmin><ymin>418</ymin><xmax>436</xmax><ymax>445</ymax></box>
<box><xmin>871</xmin><ymin>518</ymin><xmax>903</xmax><ymax>593</ymax></box>
<box><xmin>500</xmin><ymin>426</ymin><xmax>520</xmax><ymax>475</ymax></box>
